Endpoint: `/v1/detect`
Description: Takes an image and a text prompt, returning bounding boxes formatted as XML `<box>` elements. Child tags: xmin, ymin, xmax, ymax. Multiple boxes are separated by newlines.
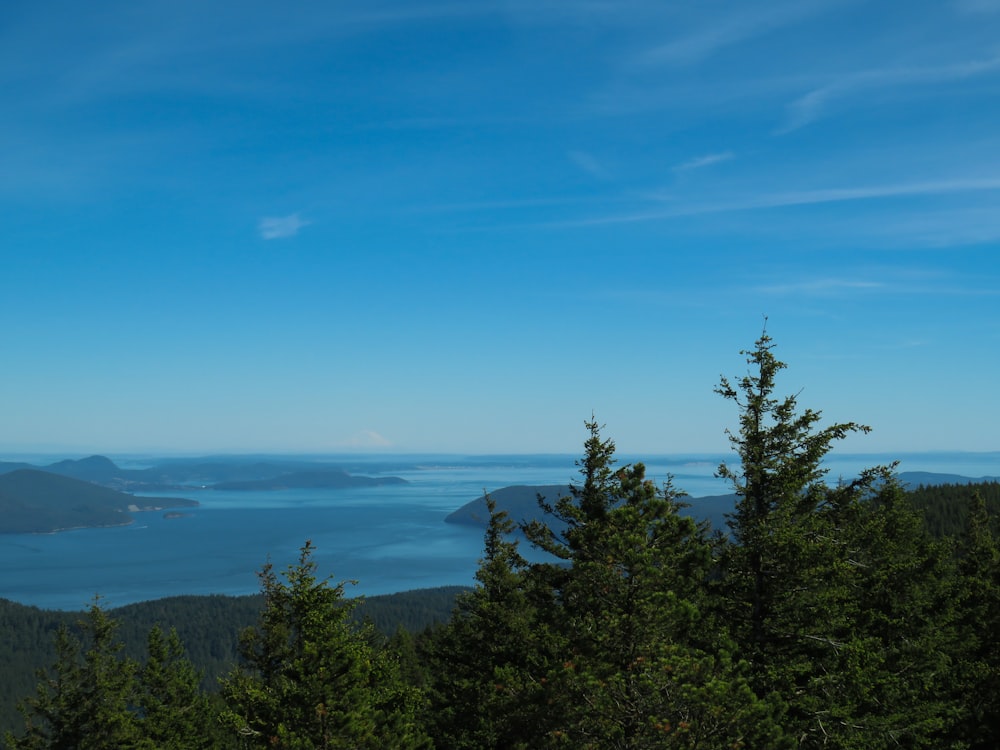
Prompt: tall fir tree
<box><xmin>714</xmin><ymin>328</ymin><xmax>953</xmax><ymax>748</ymax></box>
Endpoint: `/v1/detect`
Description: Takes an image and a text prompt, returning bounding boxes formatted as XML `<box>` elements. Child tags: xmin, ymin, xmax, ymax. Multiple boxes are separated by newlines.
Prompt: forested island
<box><xmin>0</xmin><ymin>470</ymin><xmax>197</xmax><ymax>534</ymax></box>
<box><xmin>2</xmin><ymin>333</ymin><xmax>999</xmax><ymax>749</ymax></box>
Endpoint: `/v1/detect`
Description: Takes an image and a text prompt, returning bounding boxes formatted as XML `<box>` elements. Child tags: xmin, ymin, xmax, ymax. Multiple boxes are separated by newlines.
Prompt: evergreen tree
<box><xmin>6</xmin><ymin>601</ymin><xmax>142</xmax><ymax>750</ymax></box>
<box><xmin>714</xmin><ymin>328</ymin><xmax>950</xmax><ymax>747</ymax></box>
<box><xmin>220</xmin><ymin>540</ymin><xmax>429</xmax><ymax>749</ymax></box>
<box><xmin>426</xmin><ymin>494</ymin><xmax>550</xmax><ymax>749</ymax></box>
<box><xmin>136</xmin><ymin>625</ymin><xmax>216</xmax><ymax>750</ymax></box>
<box><xmin>523</xmin><ymin>421</ymin><xmax>787</xmax><ymax>749</ymax></box>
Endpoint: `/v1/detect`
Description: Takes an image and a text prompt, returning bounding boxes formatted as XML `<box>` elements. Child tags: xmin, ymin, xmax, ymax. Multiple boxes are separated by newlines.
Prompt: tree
<box><xmin>714</xmin><ymin>327</ymin><xmax>951</xmax><ymax>747</ymax></box>
<box><xmin>6</xmin><ymin>601</ymin><xmax>141</xmax><ymax>750</ymax></box>
<box><xmin>425</xmin><ymin>494</ymin><xmax>551</xmax><ymax>749</ymax></box>
<box><xmin>137</xmin><ymin>625</ymin><xmax>215</xmax><ymax>750</ymax></box>
<box><xmin>521</xmin><ymin>421</ymin><xmax>787</xmax><ymax>749</ymax></box>
<box><xmin>220</xmin><ymin>540</ymin><xmax>430</xmax><ymax>749</ymax></box>
<box><xmin>843</xmin><ymin>478</ymin><xmax>956</xmax><ymax>747</ymax></box>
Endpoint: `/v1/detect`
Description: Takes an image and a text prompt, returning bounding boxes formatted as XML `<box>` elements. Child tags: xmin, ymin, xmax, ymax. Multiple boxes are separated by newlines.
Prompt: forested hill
<box><xmin>0</xmin><ymin>585</ymin><xmax>465</xmax><ymax>739</ymax></box>
<box><xmin>907</xmin><ymin>479</ymin><xmax>1000</xmax><ymax>537</ymax></box>
<box><xmin>0</xmin><ymin>470</ymin><xmax>196</xmax><ymax>534</ymax></box>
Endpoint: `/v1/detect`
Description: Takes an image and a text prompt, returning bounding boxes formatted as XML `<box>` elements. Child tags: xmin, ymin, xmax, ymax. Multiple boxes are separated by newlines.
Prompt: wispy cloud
<box><xmin>565</xmin><ymin>176</ymin><xmax>1000</xmax><ymax>226</ymax></box>
<box><xmin>755</xmin><ymin>278</ymin><xmax>885</xmax><ymax>295</ymax></box>
<box><xmin>673</xmin><ymin>151</ymin><xmax>734</xmax><ymax>171</ymax></box>
<box><xmin>258</xmin><ymin>213</ymin><xmax>309</xmax><ymax>240</ymax></box>
<box><xmin>638</xmin><ymin>0</ymin><xmax>842</xmax><ymax>65</ymax></box>
<box><xmin>780</xmin><ymin>55</ymin><xmax>1000</xmax><ymax>132</ymax></box>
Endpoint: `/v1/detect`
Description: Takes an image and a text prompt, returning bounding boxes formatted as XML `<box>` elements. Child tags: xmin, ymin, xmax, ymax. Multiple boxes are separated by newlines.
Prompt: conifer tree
<box><xmin>523</xmin><ymin>421</ymin><xmax>788</xmax><ymax>749</ymax></box>
<box><xmin>426</xmin><ymin>494</ymin><xmax>550</xmax><ymax>749</ymax></box>
<box><xmin>137</xmin><ymin>625</ymin><xmax>215</xmax><ymax>750</ymax></box>
<box><xmin>6</xmin><ymin>601</ymin><xmax>141</xmax><ymax>750</ymax></box>
<box><xmin>220</xmin><ymin>540</ymin><xmax>429</xmax><ymax>750</ymax></box>
<box><xmin>714</xmin><ymin>328</ymin><xmax>951</xmax><ymax>747</ymax></box>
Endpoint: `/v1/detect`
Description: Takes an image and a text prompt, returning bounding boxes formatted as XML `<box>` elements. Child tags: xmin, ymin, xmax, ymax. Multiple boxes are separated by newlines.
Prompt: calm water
<box><xmin>1</xmin><ymin>453</ymin><xmax>996</xmax><ymax>610</ymax></box>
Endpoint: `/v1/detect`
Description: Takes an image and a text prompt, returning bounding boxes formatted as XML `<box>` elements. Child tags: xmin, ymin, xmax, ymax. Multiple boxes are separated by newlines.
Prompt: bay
<box><xmin>0</xmin><ymin>452</ymin><xmax>996</xmax><ymax>611</ymax></box>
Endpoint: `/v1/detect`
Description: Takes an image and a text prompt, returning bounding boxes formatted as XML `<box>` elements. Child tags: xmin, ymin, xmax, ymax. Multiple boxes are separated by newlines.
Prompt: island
<box><xmin>210</xmin><ymin>470</ymin><xmax>407</xmax><ymax>491</ymax></box>
<box><xmin>0</xmin><ymin>469</ymin><xmax>197</xmax><ymax>534</ymax></box>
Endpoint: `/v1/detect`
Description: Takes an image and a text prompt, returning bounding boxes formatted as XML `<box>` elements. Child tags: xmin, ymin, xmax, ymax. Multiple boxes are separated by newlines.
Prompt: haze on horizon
<box><xmin>2</xmin><ymin>1</ymin><xmax>999</xmax><ymax>457</ymax></box>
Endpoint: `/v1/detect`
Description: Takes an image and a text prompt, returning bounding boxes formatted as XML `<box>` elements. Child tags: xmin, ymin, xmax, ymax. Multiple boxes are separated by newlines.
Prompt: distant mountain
<box><xmin>43</xmin><ymin>454</ymin><xmax>124</xmax><ymax>482</ymax></box>
<box><xmin>0</xmin><ymin>470</ymin><xmax>197</xmax><ymax>534</ymax></box>
<box><xmin>212</xmin><ymin>470</ymin><xmax>407</xmax><ymax>491</ymax></box>
<box><xmin>0</xmin><ymin>461</ymin><xmax>33</xmax><ymax>476</ymax></box>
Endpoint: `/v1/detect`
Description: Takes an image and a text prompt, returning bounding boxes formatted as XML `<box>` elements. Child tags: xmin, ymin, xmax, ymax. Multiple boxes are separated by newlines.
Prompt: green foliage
<box><xmin>529</xmin><ymin>422</ymin><xmax>787</xmax><ymax>749</ymax></box>
<box><xmin>714</xmin><ymin>328</ymin><xmax>956</xmax><ymax>748</ymax></box>
<box><xmin>943</xmin><ymin>491</ymin><xmax>1000</xmax><ymax>748</ymax></box>
<box><xmin>6</xmin><ymin>601</ymin><xmax>142</xmax><ymax>750</ymax></box>
<box><xmin>137</xmin><ymin>625</ymin><xmax>217</xmax><ymax>750</ymax></box>
<box><xmin>906</xmin><ymin>480</ymin><xmax>1000</xmax><ymax>538</ymax></box>
<box><xmin>426</xmin><ymin>495</ymin><xmax>551</xmax><ymax>749</ymax></box>
<box><xmin>220</xmin><ymin>541</ymin><xmax>430</xmax><ymax>749</ymax></box>
<box><xmin>0</xmin><ymin>588</ymin><xmax>463</xmax><ymax>740</ymax></box>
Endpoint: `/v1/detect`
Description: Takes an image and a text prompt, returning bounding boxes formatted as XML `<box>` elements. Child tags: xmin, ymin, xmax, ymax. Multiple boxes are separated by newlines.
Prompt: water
<box><xmin>1</xmin><ymin>452</ymin><xmax>996</xmax><ymax>611</ymax></box>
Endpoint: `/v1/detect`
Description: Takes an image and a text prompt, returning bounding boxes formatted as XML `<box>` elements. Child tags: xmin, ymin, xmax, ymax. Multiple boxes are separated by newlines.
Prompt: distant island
<box><xmin>0</xmin><ymin>470</ymin><xmax>197</xmax><ymax>534</ymax></box>
<box><xmin>0</xmin><ymin>454</ymin><xmax>409</xmax><ymax>493</ymax></box>
<box><xmin>0</xmin><ymin>456</ymin><xmax>409</xmax><ymax>533</ymax></box>
<box><xmin>212</xmin><ymin>470</ymin><xmax>407</xmax><ymax>491</ymax></box>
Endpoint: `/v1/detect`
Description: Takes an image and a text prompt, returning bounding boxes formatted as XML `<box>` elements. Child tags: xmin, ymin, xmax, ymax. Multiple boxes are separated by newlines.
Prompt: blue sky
<box><xmin>1</xmin><ymin>0</ymin><xmax>999</xmax><ymax>456</ymax></box>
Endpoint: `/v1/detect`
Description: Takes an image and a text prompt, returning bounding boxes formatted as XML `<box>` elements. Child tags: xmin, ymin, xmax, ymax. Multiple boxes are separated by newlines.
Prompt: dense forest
<box><xmin>3</xmin><ymin>331</ymin><xmax>999</xmax><ymax>748</ymax></box>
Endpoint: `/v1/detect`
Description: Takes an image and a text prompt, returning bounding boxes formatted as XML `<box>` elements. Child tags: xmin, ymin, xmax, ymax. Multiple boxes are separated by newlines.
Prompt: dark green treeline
<box><xmin>5</xmin><ymin>331</ymin><xmax>999</xmax><ymax>749</ymax></box>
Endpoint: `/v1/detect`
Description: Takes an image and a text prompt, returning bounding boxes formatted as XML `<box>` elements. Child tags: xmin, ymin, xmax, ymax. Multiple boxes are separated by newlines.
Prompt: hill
<box><xmin>0</xmin><ymin>470</ymin><xmax>197</xmax><ymax>534</ymax></box>
<box><xmin>444</xmin><ymin>484</ymin><xmax>574</xmax><ymax>527</ymax></box>
<box><xmin>0</xmin><ymin>585</ymin><xmax>466</xmax><ymax>739</ymax></box>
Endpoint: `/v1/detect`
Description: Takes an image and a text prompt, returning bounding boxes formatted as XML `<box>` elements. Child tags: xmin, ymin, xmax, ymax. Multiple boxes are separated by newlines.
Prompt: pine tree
<box><xmin>220</xmin><ymin>540</ymin><xmax>429</xmax><ymax>749</ymax></box>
